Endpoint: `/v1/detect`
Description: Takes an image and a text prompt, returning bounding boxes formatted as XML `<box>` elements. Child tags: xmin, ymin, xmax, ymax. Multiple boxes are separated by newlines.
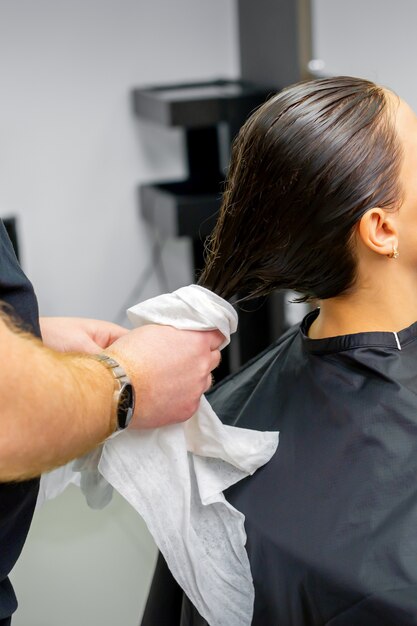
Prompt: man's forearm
<box><xmin>0</xmin><ymin>307</ymin><xmax>224</xmax><ymax>481</ymax></box>
<box><xmin>0</xmin><ymin>317</ymin><xmax>115</xmax><ymax>482</ymax></box>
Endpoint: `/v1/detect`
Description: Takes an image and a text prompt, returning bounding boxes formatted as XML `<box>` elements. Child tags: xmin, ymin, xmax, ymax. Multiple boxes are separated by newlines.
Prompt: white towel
<box><xmin>38</xmin><ymin>285</ymin><xmax>279</xmax><ymax>626</ymax></box>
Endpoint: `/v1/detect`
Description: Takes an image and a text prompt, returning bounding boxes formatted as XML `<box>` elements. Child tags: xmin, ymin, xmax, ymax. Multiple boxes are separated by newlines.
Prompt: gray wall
<box><xmin>0</xmin><ymin>0</ymin><xmax>239</xmax><ymax>321</ymax></box>
<box><xmin>2</xmin><ymin>1</ymin><xmax>239</xmax><ymax>625</ymax></box>
<box><xmin>312</xmin><ymin>0</ymin><xmax>417</xmax><ymax>110</ymax></box>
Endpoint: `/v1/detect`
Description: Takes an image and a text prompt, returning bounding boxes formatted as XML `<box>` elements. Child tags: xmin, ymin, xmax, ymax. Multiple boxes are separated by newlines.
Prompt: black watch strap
<box><xmin>93</xmin><ymin>353</ymin><xmax>135</xmax><ymax>431</ymax></box>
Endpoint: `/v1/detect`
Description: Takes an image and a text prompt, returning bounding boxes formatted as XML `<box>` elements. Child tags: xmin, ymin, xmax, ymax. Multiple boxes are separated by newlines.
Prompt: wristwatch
<box><xmin>93</xmin><ymin>353</ymin><xmax>135</xmax><ymax>431</ymax></box>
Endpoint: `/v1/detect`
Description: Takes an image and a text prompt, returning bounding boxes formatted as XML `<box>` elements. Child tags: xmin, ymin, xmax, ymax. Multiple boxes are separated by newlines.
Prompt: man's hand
<box><xmin>0</xmin><ymin>314</ymin><xmax>223</xmax><ymax>481</ymax></box>
<box><xmin>106</xmin><ymin>325</ymin><xmax>223</xmax><ymax>429</ymax></box>
<box><xmin>40</xmin><ymin>317</ymin><xmax>128</xmax><ymax>353</ymax></box>
<box><xmin>40</xmin><ymin>316</ymin><xmax>223</xmax><ymax>428</ymax></box>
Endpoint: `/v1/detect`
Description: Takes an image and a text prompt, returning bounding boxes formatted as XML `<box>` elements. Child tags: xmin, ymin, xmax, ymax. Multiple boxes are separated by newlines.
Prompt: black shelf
<box><xmin>132</xmin><ymin>79</ymin><xmax>273</xmax><ymax>128</ymax></box>
<box><xmin>140</xmin><ymin>179</ymin><xmax>222</xmax><ymax>238</ymax></box>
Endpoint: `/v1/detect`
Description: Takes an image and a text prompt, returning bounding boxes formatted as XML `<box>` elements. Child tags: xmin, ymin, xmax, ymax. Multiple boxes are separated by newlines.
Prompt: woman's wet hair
<box><xmin>199</xmin><ymin>76</ymin><xmax>403</xmax><ymax>302</ymax></box>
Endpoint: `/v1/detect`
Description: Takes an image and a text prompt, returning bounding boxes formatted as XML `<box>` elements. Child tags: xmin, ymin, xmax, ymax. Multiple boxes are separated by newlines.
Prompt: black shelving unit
<box><xmin>133</xmin><ymin>80</ymin><xmax>273</xmax><ymax>238</ymax></box>
<box><xmin>132</xmin><ymin>79</ymin><xmax>277</xmax><ymax>378</ymax></box>
<box><xmin>132</xmin><ymin>79</ymin><xmax>273</xmax><ymax>128</ymax></box>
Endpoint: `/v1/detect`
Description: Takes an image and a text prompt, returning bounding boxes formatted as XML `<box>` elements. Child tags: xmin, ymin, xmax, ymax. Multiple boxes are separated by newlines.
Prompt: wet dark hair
<box><xmin>199</xmin><ymin>76</ymin><xmax>403</xmax><ymax>301</ymax></box>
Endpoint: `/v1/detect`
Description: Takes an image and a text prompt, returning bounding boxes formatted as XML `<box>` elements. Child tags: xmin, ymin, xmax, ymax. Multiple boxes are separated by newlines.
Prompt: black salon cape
<box><xmin>141</xmin><ymin>311</ymin><xmax>417</xmax><ymax>626</ymax></box>
<box><xmin>0</xmin><ymin>219</ymin><xmax>41</xmax><ymax>624</ymax></box>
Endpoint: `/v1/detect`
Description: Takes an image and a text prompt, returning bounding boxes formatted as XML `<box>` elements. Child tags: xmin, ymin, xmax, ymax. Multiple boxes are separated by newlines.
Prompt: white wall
<box><xmin>2</xmin><ymin>1</ymin><xmax>239</xmax><ymax>624</ymax></box>
<box><xmin>311</xmin><ymin>0</ymin><xmax>417</xmax><ymax>112</ymax></box>
<box><xmin>0</xmin><ymin>0</ymin><xmax>239</xmax><ymax>320</ymax></box>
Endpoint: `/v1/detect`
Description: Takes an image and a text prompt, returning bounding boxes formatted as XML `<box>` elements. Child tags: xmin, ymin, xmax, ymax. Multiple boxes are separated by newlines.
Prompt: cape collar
<box><xmin>300</xmin><ymin>309</ymin><xmax>417</xmax><ymax>355</ymax></box>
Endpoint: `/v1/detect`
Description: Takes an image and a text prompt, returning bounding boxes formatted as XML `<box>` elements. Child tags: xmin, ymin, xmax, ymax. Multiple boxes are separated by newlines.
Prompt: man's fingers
<box><xmin>206</xmin><ymin>329</ymin><xmax>225</xmax><ymax>350</ymax></box>
<box><xmin>95</xmin><ymin>321</ymin><xmax>129</xmax><ymax>348</ymax></box>
<box><xmin>210</xmin><ymin>349</ymin><xmax>221</xmax><ymax>370</ymax></box>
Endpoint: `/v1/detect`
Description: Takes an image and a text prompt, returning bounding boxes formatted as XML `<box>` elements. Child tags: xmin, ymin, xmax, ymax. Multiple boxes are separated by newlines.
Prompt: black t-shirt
<box><xmin>142</xmin><ymin>311</ymin><xmax>417</xmax><ymax>626</ymax></box>
<box><xmin>0</xmin><ymin>219</ymin><xmax>41</xmax><ymax>623</ymax></box>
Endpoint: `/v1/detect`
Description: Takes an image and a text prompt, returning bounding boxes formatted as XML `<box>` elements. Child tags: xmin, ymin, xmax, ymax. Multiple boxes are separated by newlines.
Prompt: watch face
<box><xmin>117</xmin><ymin>383</ymin><xmax>135</xmax><ymax>428</ymax></box>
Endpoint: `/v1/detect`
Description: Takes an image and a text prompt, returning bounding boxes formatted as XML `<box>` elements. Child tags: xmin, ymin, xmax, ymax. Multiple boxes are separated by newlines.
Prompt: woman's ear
<box><xmin>358</xmin><ymin>208</ymin><xmax>398</xmax><ymax>257</ymax></box>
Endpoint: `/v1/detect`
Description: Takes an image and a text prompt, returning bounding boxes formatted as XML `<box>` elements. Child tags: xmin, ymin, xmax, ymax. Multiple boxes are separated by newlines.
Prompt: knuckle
<box><xmin>198</xmin><ymin>358</ymin><xmax>210</xmax><ymax>378</ymax></box>
<box><xmin>192</xmin><ymin>331</ymin><xmax>209</xmax><ymax>351</ymax></box>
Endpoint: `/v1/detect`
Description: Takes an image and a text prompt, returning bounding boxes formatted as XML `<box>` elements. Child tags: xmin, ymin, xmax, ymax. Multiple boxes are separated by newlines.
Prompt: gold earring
<box><xmin>387</xmin><ymin>244</ymin><xmax>399</xmax><ymax>259</ymax></box>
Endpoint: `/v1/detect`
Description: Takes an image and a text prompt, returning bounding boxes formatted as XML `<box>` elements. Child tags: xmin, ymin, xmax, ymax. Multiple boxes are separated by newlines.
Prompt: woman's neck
<box><xmin>309</xmin><ymin>267</ymin><xmax>417</xmax><ymax>339</ymax></box>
